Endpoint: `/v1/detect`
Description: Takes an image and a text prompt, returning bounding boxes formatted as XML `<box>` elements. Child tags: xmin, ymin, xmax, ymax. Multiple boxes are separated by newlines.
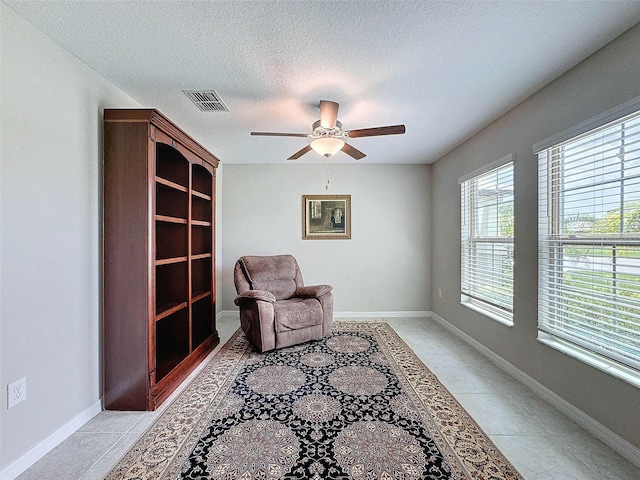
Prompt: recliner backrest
<box><xmin>235</xmin><ymin>255</ymin><xmax>303</xmax><ymax>300</ymax></box>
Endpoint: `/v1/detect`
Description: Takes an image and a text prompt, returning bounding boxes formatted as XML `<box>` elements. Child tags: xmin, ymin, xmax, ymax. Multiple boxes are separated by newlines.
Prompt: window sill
<box><xmin>537</xmin><ymin>333</ymin><xmax>640</xmax><ymax>389</ymax></box>
<box><xmin>460</xmin><ymin>300</ymin><xmax>513</xmax><ymax>327</ymax></box>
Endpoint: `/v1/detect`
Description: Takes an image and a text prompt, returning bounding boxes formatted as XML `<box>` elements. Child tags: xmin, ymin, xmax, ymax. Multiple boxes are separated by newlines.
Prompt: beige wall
<box><xmin>220</xmin><ymin>163</ymin><xmax>432</xmax><ymax>314</ymax></box>
<box><xmin>0</xmin><ymin>4</ymin><xmax>141</xmax><ymax>470</ymax></box>
<box><xmin>431</xmin><ymin>23</ymin><xmax>640</xmax><ymax>449</ymax></box>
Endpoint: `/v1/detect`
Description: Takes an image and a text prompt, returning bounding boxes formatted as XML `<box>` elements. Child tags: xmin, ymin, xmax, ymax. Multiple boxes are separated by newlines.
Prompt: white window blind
<box><xmin>460</xmin><ymin>159</ymin><xmax>514</xmax><ymax>321</ymax></box>
<box><xmin>538</xmin><ymin>109</ymin><xmax>640</xmax><ymax>372</ymax></box>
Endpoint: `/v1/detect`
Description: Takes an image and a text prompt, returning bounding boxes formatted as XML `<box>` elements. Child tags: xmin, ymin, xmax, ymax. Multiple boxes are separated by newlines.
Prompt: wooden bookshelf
<box><xmin>103</xmin><ymin>109</ymin><xmax>220</xmax><ymax>410</ymax></box>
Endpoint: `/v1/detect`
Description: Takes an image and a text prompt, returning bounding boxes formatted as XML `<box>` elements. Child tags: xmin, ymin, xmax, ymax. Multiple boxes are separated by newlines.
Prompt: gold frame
<box><xmin>302</xmin><ymin>194</ymin><xmax>351</xmax><ymax>240</ymax></box>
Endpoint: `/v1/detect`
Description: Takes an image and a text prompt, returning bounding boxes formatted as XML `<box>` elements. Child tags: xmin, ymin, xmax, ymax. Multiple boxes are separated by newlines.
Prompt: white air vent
<box><xmin>182</xmin><ymin>90</ymin><xmax>230</xmax><ymax>112</ymax></box>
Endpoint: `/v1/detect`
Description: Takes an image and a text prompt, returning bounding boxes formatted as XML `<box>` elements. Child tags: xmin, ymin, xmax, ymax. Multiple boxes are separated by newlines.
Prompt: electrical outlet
<box><xmin>437</xmin><ymin>288</ymin><xmax>442</xmax><ymax>298</ymax></box>
<box><xmin>7</xmin><ymin>377</ymin><xmax>27</xmax><ymax>408</ymax></box>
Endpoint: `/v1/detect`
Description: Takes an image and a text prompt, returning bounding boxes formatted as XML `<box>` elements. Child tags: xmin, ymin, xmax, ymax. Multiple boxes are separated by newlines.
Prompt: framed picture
<box><xmin>302</xmin><ymin>195</ymin><xmax>351</xmax><ymax>240</ymax></box>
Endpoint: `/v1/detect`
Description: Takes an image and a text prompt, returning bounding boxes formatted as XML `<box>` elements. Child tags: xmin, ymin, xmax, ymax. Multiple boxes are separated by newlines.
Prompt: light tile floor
<box><xmin>16</xmin><ymin>316</ymin><xmax>640</xmax><ymax>480</ymax></box>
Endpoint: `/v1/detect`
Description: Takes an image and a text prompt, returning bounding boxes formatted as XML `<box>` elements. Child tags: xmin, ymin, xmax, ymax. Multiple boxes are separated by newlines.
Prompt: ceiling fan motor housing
<box><xmin>312</xmin><ymin>120</ymin><xmax>343</xmax><ymax>138</ymax></box>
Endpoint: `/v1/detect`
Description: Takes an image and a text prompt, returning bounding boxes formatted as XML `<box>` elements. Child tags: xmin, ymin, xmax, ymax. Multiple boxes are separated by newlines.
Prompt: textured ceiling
<box><xmin>6</xmin><ymin>0</ymin><xmax>640</xmax><ymax>164</ymax></box>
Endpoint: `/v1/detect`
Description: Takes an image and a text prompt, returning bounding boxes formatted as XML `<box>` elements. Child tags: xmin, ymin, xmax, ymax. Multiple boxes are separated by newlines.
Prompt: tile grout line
<box><xmin>77</xmin><ymin>334</ymin><xmax>237</xmax><ymax>479</ymax></box>
<box><xmin>77</xmin><ymin>417</ymin><xmax>149</xmax><ymax>480</ymax></box>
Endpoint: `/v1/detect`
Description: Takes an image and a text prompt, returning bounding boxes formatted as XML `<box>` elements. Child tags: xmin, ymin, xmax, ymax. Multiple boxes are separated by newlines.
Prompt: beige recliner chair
<box><xmin>233</xmin><ymin>254</ymin><xmax>333</xmax><ymax>352</ymax></box>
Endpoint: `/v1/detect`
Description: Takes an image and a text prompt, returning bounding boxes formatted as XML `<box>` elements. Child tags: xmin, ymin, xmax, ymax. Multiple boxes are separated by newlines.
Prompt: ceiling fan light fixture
<box><xmin>310</xmin><ymin>137</ymin><xmax>345</xmax><ymax>157</ymax></box>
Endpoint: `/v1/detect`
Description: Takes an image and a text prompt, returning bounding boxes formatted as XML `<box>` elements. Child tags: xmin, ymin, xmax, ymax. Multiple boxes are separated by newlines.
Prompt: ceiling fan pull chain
<box><xmin>325</xmin><ymin>162</ymin><xmax>330</xmax><ymax>190</ymax></box>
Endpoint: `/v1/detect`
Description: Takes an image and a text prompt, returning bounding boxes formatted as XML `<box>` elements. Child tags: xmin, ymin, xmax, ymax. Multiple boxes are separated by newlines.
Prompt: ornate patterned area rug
<box><xmin>104</xmin><ymin>321</ymin><xmax>522</xmax><ymax>479</ymax></box>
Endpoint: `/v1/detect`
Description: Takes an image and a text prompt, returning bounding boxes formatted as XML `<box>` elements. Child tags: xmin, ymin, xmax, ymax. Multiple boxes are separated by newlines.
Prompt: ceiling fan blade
<box><xmin>319</xmin><ymin>100</ymin><xmax>339</xmax><ymax>129</ymax></box>
<box><xmin>251</xmin><ymin>131</ymin><xmax>309</xmax><ymax>137</ymax></box>
<box><xmin>287</xmin><ymin>145</ymin><xmax>313</xmax><ymax>160</ymax></box>
<box><xmin>341</xmin><ymin>142</ymin><xmax>366</xmax><ymax>160</ymax></box>
<box><xmin>346</xmin><ymin>124</ymin><xmax>406</xmax><ymax>138</ymax></box>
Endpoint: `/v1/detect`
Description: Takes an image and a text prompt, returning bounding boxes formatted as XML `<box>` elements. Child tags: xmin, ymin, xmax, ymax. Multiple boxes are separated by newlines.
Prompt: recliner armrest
<box><xmin>295</xmin><ymin>284</ymin><xmax>333</xmax><ymax>298</ymax></box>
<box><xmin>234</xmin><ymin>289</ymin><xmax>276</xmax><ymax>306</ymax></box>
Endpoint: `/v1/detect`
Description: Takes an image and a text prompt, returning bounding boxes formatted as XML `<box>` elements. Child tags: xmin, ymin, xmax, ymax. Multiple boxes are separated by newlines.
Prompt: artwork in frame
<box><xmin>302</xmin><ymin>195</ymin><xmax>351</xmax><ymax>240</ymax></box>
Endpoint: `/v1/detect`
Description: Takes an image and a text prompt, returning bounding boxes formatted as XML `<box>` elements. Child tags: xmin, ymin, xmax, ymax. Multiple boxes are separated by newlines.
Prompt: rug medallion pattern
<box><xmin>104</xmin><ymin>322</ymin><xmax>522</xmax><ymax>479</ymax></box>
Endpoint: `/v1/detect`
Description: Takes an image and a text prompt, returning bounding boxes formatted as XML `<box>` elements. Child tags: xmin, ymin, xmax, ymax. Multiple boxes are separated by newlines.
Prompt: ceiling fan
<box><xmin>251</xmin><ymin>100</ymin><xmax>406</xmax><ymax>160</ymax></box>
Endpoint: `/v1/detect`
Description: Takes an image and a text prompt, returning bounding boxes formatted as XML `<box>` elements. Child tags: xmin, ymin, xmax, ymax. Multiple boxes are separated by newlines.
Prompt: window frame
<box><xmin>459</xmin><ymin>155</ymin><xmax>515</xmax><ymax>326</ymax></box>
<box><xmin>535</xmin><ymin>99</ymin><xmax>640</xmax><ymax>386</ymax></box>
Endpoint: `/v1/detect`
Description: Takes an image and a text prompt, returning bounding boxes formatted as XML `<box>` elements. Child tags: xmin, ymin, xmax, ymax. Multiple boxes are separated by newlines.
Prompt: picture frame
<box><xmin>302</xmin><ymin>194</ymin><xmax>351</xmax><ymax>240</ymax></box>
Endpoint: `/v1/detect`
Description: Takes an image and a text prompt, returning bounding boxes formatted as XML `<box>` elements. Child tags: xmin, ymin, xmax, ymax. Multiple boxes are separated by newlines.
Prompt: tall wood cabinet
<box><xmin>103</xmin><ymin>109</ymin><xmax>220</xmax><ymax>410</ymax></box>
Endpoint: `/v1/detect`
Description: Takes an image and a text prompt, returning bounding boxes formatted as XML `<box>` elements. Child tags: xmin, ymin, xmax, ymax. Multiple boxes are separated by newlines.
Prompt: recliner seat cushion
<box><xmin>239</xmin><ymin>255</ymin><xmax>299</xmax><ymax>300</ymax></box>
<box><xmin>273</xmin><ymin>298</ymin><xmax>323</xmax><ymax>332</ymax></box>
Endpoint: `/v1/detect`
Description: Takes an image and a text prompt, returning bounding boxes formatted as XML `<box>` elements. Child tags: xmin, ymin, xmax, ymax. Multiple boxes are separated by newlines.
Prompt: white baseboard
<box><xmin>334</xmin><ymin>311</ymin><xmax>430</xmax><ymax>319</ymax></box>
<box><xmin>216</xmin><ymin>310</ymin><xmax>239</xmax><ymax>321</ymax></box>
<box><xmin>430</xmin><ymin>312</ymin><xmax>640</xmax><ymax>469</ymax></box>
<box><xmin>0</xmin><ymin>399</ymin><xmax>102</xmax><ymax>480</ymax></box>
<box><xmin>217</xmin><ymin>310</ymin><xmax>430</xmax><ymax>320</ymax></box>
